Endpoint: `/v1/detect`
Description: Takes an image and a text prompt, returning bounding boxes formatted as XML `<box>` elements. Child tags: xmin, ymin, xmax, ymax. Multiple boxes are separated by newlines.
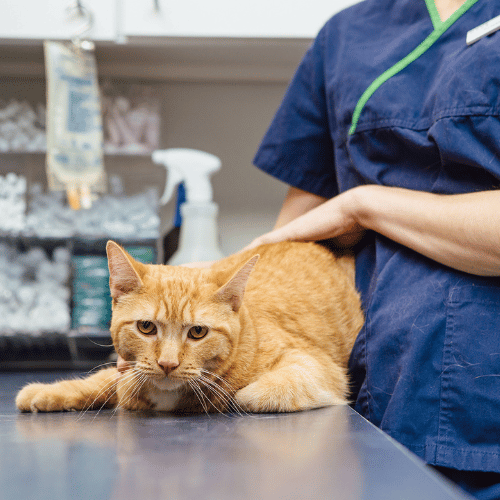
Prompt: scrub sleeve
<box><xmin>254</xmin><ymin>0</ymin><xmax>500</xmax><ymax>483</ymax></box>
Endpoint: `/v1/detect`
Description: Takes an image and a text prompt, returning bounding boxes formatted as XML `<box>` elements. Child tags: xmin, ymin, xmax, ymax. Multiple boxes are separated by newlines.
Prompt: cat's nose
<box><xmin>158</xmin><ymin>359</ymin><xmax>179</xmax><ymax>375</ymax></box>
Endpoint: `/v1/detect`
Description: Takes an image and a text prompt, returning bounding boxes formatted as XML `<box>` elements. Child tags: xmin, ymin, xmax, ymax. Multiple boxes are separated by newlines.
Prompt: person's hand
<box><xmin>243</xmin><ymin>225</ymin><xmax>364</xmax><ymax>252</ymax></box>
<box><xmin>242</xmin><ymin>188</ymin><xmax>365</xmax><ymax>252</ymax></box>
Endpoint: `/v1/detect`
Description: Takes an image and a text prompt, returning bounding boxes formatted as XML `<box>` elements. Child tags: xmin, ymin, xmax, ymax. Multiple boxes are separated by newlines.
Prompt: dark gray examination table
<box><xmin>0</xmin><ymin>371</ymin><xmax>473</xmax><ymax>500</ymax></box>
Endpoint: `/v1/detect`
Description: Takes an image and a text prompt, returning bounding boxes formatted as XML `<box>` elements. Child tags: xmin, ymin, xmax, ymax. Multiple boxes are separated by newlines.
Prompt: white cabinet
<box><xmin>121</xmin><ymin>0</ymin><xmax>362</xmax><ymax>39</ymax></box>
<box><xmin>0</xmin><ymin>0</ymin><xmax>361</xmax><ymax>42</ymax></box>
<box><xmin>0</xmin><ymin>0</ymin><xmax>116</xmax><ymax>41</ymax></box>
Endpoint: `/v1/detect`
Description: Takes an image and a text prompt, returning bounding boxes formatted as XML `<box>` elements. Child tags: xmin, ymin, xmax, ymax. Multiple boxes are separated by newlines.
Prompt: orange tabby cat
<box><xmin>16</xmin><ymin>240</ymin><xmax>363</xmax><ymax>414</ymax></box>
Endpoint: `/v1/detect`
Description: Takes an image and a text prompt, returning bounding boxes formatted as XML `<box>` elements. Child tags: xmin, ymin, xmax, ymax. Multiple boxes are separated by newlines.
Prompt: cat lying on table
<box><xmin>16</xmin><ymin>240</ymin><xmax>363</xmax><ymax>414</ymax></box>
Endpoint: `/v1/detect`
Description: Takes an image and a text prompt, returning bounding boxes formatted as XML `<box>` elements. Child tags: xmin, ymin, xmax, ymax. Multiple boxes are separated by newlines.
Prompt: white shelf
<box><xmin>0</xmin><ymin>38</ymin><xmax>311</xmax><ymax>83</ymax></box>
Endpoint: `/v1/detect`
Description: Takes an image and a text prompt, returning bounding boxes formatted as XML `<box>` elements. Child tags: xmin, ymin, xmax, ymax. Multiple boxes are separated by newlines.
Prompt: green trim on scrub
<box><xmin>348</xmin><ymin>0</ymin><xmax>479</xmax><ymax>136</ymax></box>
<box><xmin>425</xmin><ymin>0</ymin><xmax>443</xmax><ymax>29</ymax></box>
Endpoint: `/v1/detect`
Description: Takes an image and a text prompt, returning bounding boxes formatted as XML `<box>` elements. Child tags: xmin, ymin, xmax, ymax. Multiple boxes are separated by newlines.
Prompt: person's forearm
<box><xmin>353</xmin><ymin>185</ymin><xmax>500</xmax><ymax>276</ymax></box>
<box><xmin>273</xmin><ymin>186</ymin><xmax>328</xmax><ymax>229</ymax></box>
<box><xmin>252</xmin><ymin>185</ymin><xmax>500</xmax><ymax>277</ymax></box>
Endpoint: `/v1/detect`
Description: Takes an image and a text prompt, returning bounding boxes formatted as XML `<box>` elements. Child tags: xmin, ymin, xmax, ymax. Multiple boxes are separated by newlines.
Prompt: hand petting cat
<box><xmin>243</xmin><ymin>187</ymin><xmax>364</xmax><ymax>252</ymax></box>
<box><xmin>243</xmin><ymin>185</ymin><xmax>500</xmax><ymax>277</ymax></box>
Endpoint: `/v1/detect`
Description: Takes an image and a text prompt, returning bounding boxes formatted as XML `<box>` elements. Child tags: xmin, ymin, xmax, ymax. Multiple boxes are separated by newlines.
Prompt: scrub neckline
<box><xmin>425</xmin><ymin>0</ymin><xmax>443</xmax><ymax>29</ymax></box>
<box><xmin>348</xmin><ymin>0</ymin><xmax>479</xmax><ymax>136</ymax></box>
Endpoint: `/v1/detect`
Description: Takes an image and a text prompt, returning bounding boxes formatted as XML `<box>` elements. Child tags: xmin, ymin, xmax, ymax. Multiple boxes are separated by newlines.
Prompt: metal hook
<box><xmin>66</xmin><ymin>1</ymin><xmax>95</xmax><ymax>51</ymax></box>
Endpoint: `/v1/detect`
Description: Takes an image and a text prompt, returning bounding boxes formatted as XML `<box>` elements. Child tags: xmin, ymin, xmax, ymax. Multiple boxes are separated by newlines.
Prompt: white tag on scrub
<box><xmin>44</xmin><ymin>41</ymin><xmax>106</xmax><ymax>209</ymax></box>
<box><xmin>466</xmin><ymin>14</ymin><xmax>500</xmax><ymax>45</ymax></box>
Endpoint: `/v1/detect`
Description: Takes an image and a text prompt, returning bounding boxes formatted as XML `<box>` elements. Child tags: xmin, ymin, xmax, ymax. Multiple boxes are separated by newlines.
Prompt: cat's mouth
<box><xmin>150</xmin><ymin>375</ymin><xmax>186</xmax><ymax>391</ymax></box>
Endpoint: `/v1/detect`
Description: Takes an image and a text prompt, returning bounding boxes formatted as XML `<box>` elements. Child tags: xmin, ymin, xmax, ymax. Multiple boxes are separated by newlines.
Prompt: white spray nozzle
<box><xmin>152</xmin><ymin>148</ymin><xmax>221</xmax><ymax>205</ymax></box>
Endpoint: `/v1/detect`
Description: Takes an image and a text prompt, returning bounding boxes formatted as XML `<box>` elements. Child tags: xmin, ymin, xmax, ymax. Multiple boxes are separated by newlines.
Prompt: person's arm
<box><xmin>273</xmin><ymin>186</ymin><xmax>328</xmax><ymax>229</ymax></box>
<box><xmin>248</xmin><ymin>184</ymin><xmax>500</xmax><ymax>277</ymax></box>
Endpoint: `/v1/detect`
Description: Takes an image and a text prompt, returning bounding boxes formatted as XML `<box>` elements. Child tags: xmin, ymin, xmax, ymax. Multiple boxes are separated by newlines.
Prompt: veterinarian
<box><xmin>247</xmin><ymin>0</ymin><xmax>500</xmax><ymax>498</ymax></box>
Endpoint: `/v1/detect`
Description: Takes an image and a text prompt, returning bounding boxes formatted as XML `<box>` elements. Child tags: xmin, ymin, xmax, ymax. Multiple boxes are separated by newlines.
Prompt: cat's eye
<box><xmin>188</xmin><ymin>326</ymin><xmax>209</xmax><ymax>340</ymax></box>
<box><xmin>137</xmin><ymin>320</ymin><xmax>157</xmax><ymax>335</ymax></box>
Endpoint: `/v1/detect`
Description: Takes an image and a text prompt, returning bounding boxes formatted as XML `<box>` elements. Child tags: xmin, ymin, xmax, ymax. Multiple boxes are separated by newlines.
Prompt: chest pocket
<box><xmin>349</xmin><ymin>23</ymin><xmax>500</xmax><ymax>136</ymax></box>
<box><xmin>430</xmin><ymin>34</ymin><xmax>500</xmax><ymax>123</ymax></box>
<box><xmin>345</xmin><ymin>29</ymin><xmax>500</xmax><ymax>192</ymax></box>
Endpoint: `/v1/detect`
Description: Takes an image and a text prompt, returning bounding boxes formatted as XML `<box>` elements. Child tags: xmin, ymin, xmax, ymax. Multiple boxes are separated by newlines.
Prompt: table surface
<box><xmin>0</xmin><ymin>371</ymin><xmax>473</xmax><ymax>500</ymax></box>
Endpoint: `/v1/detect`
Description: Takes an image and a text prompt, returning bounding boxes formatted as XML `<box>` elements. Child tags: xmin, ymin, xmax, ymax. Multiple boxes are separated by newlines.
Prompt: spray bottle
<box><xmin>152</xmin><ymin>148</ymin><xmax>225</xmax><ymax>266</ymax></box>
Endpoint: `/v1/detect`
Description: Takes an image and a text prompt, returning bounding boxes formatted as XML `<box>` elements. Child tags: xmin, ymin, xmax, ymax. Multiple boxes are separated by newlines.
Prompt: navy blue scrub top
<box><xmin>254</xmin><ymin>0</ymin><xmax>500</xmax><ymax>473</ymax></box>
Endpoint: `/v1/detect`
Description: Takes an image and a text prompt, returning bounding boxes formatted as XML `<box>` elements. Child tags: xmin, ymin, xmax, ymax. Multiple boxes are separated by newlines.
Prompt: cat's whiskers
<box><xmin>77</xmin><ymin>367</ymin><xmax>137</xmax><ymax>420</ymax></box>
<box><xmin>196</xmin><ymin>374</ymin><xmax>254</xmax><ymax>418</ymax></box>
<box><xmin>100</xmin><ymin>368</ymin><xmax>141</xmax><ymax>417</ymax></box>
<box><xmin>203</xmin><ymin>373</ymin><xmax>256</xmax><ymax>418</ymax></box>
<box><xmin>187</xmin><ymin>380</ymin><xmax>210</xmax><ymax>415</ymax></box>
<box><xmin>199</xmin><ymin>369</ymin><xmax>240</xmax><ymax>394</ymax></box>
<box><xmin>114</xmin><ymin>371</ymin><xmax>148</xmax><ymax>414</ymax></box>
<box><xmin>85</xmin><ymin>361</ymin><xmax>120</xmax><ymax>375</ymax></box>
<box><xmin>132</xmin><ymin>373</ymin><xmax>149</xmax><ymax>406</ymax></box>
<box><xmin>78</xmin><ymin>369</ymin><xmax>124</xmax><ymax>417</ymax></box>
<box><xmin>197</xmin><ymin>381</ymin><xmax>230</xmax><ymax>415</ymax></box>
<box><xmin>198</xmin><ymin>370</ymin><xmax>254</xmax><ymax>417</ymax></box>
<box><xmin>170</xmin><ymin>366</ymin><xmax>225</xmax><ymax>416</ymax></box>
<box><xmin>94</xmin><ymin>369</ymin><xmax>139</xmax><ymax>419</ymax></box>
<box><xmin>119</xmin><ymin>372</ymin><xmax>144</xmax><ymax>405</ymax></box>
<box><xmin>114</xmin><ymin>369</ymin><xmax>148</xmax><ymax>413</ymax></box>
<box><xmin>191</xmin><ymin>378</ymin><xmax>232</xmax><ymax>417</ymax></box>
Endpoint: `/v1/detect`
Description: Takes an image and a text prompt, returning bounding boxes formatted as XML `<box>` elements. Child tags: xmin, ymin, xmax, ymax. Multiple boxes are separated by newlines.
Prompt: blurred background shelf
<box><xmin>0</xmin><ymin>331</ymin><xmax>114</xmax><ymax>371</ymax></box>
<box><xmin>0</xmin><ymin>235</ymin><xmax>156</xmax><ymax>370</ymax></box>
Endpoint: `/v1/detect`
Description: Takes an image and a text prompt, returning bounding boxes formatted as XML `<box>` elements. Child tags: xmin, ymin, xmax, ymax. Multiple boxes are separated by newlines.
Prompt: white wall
<box><xmin>161</xmin><ymin>81</ymin><xmax>292</xmax><ymax>254</ymax></box>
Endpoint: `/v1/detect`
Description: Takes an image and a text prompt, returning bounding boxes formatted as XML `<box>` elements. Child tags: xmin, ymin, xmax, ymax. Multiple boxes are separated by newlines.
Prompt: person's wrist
<box><xmin>345</xmin><ymin>184</ymin><xmax>379</xmax><ymax>228</ymax></box>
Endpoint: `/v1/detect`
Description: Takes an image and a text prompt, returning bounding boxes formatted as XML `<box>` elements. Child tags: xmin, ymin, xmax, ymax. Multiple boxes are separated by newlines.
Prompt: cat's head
<box><xmin>106</xmin><ymin>241</ymin><xmax>258</xmax><ymax>392</ymax></box>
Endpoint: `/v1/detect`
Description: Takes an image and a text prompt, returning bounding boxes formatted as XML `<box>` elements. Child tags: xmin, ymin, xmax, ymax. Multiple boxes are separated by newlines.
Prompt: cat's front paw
<box><xmin>234</xmin><ymin>384</ymin><xmax>268</xmax><ymax>413</ymax></box>
<box><xmin>235</xmin><ymin>375</ymin><xmax>344</xmax><ymax>413</ymax></box>
<box><xmin>16</xmin><ymin>383</ymin><xmax>83</xmax><ymax>413</ymax></box>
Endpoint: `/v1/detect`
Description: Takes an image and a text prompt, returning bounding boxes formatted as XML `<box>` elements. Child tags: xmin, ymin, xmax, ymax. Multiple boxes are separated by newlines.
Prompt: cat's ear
<box><xmin>106</xmin><ymin>240</ymin><xmax>143</xmax><ymax>300</ymax></box>
<box><xmin>215</xmin><ymin>255</ymin><xmax>259</xmax><ymax>312</ymax></box>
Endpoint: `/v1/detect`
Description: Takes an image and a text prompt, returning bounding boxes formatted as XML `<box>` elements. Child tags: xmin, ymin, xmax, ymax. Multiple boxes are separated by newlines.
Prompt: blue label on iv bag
<box><xmin>67</xmin><ymin>91</ymin><xmax>92</xmax><ymax>133</ymax></box>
